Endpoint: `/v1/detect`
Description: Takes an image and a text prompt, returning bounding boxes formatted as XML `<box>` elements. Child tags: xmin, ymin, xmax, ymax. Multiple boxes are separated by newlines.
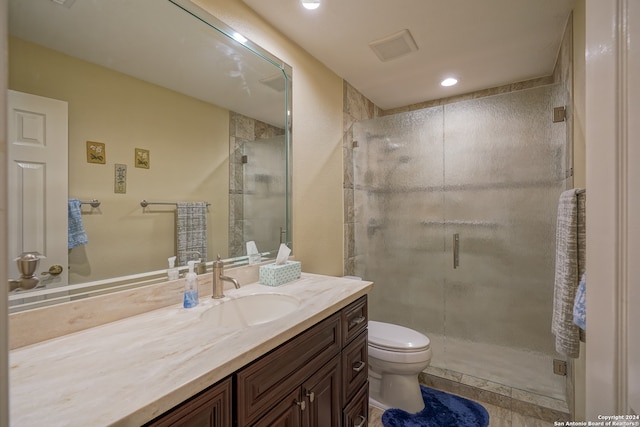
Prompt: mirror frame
<box><xmin>8</xmin><ymin>0</ymin><xmax>293</xmax><ymax>312</ymax></box>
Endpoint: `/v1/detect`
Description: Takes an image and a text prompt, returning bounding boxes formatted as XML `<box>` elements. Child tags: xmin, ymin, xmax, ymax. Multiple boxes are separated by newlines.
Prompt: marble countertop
<box><xmin>9</xmin><ymin>273</ymin><xmax>372</xmax><ymax>427</ymax></box>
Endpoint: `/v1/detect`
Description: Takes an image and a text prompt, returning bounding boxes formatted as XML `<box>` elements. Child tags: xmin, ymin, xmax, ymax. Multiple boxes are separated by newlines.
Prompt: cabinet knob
<box><xmin>354</xmin><ymin>415</ymin><xmax>367</xmax><ymax>427</ymax></box>
<box><xmin>295</xmin><ymin>400</ymin><xmax>306</xmax><ymax>411</ymax></box>
<box><xmin>352</xmin><ymin>360</ymin><xmax>366</xmax><ymax>373</ymax></box>
<box><xmin>305</xmin><ymin>389</ymin><xmax>315</xmax><ymax>403</ymax></box>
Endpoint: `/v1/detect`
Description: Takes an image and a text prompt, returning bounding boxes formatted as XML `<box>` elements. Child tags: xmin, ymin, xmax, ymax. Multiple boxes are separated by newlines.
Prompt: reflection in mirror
<box><xmin>7</xmin><ymin>0</ymin><xmax>292</xmax><ymax>311</ymax></box>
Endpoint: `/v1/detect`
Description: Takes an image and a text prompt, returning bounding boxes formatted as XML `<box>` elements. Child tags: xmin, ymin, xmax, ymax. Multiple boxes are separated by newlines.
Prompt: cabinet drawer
<box><xmin>341</xmin><ymin>296</ymin><xmax>367</xmax><ymax>346</ymax></box>
<box><xmin>237</xmin><ymin>313</ymin><xmax>341</xmax><ymax>426</ymax></box>
<box><xmin>342</xmin><ymin>381</ymin><xmax>369</xmax><ymax>427</ymax></box>
<box><xmin>342</xmin><ymin>330</ymin><xmax>368</xmax><ymax>404</ymax></box>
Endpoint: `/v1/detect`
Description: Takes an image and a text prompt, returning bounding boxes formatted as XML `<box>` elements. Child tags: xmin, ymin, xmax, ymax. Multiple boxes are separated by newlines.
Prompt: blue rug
<box><xmin>381</xmin><ymin>386</ymin><xmax>490</xmax><ymax>427</ymax></box>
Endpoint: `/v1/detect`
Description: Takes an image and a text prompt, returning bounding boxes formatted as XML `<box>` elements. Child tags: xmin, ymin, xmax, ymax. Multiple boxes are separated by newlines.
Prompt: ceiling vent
<box><xmin>369</xmin><ymin>29</ymin><xmax>419</xmax><ymax>62</ymax></box>
<box><xmin>259</xmin><ymin>73</ymin><xmax>286</xmax><ymax>92</ymax></box>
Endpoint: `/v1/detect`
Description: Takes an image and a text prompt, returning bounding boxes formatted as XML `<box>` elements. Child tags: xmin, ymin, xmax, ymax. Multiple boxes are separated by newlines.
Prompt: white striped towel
<box><xmin>551</xmin><ymin>189</ymin><xmax>586</xmax><ymax>358</ymax></box>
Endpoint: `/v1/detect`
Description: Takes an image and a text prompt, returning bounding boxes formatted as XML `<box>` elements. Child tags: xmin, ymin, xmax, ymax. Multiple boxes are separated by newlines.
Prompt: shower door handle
<box><xmin>453</xmin><ymin>233</ymin><xmax>460</xmax><ymax>269</ymax></box>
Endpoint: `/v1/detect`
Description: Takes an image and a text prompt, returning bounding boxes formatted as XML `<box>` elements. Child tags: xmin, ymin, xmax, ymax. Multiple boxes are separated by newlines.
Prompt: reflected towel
<box><xmin>573</xmin><ymin>273</ymin><xmax>586</xmax><ymax>331</ymax></box>
<box><xmin>551</xmin><ymin>189</ymin><xmax>586</xmax><ymax>358</ymax></box>
<box><xmin>176</xmin><ymin>202</ymin><xmax>208</xmax><ymax>267</ymax></box>
<box><xmin>68</xmin><ymin>198</ymin><xmax>88</xmax><ymax>249</ymax></box>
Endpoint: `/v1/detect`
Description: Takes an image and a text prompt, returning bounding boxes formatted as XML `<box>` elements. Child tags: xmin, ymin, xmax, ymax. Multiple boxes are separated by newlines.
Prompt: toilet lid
<box><xmin>368</xmin><ymin>321</ymin><xmax>430</xmax><ymax>352</ymax></box>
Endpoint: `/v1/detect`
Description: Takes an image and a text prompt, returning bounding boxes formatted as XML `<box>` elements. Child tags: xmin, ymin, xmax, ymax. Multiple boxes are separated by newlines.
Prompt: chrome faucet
<box><xmin>212</xmin><ymin>254</ymin><xmax>240</xmax><ymax>299</ymax></box>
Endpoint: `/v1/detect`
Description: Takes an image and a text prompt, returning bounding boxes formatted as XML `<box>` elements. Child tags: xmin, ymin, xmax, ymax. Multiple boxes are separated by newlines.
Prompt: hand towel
<box><xmin>573</xmin><ymin>273</ymin><xmax>586</xmax><ymax>331</ymax></box>
<box><xmin>176</xmin><ymin>202</ymin><xmax>208</xmax><ymax>267</ymax></box>
<box><xmin>551</xmin><ymin>189</ymin><xmax>586</xmax><ymax>358</ymax></box>
<box><xmin>68</xmin><ymin>198</ymin><xmax>88</xmax><ymax>249</ymax></box>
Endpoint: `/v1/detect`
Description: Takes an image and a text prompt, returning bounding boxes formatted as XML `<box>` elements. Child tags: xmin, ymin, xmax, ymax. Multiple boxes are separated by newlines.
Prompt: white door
<box><xmin>7</xmin><ymin>90</ymin><xmax>68</xmax><ymax>288</ymax></box>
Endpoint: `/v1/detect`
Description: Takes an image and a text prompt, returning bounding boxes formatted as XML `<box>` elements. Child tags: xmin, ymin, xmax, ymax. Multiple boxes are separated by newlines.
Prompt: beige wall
<box><xmin>193</xmin><ymin>0</ymin><xmax>345</xmax><ymax>276</ymax></box>
<box><xmin>9</xmin><ymin>37</ymin><xmax>230</xmax><ymax>283</ymax></box>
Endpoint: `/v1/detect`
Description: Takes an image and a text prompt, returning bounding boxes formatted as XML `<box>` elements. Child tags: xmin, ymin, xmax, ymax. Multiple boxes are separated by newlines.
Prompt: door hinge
<box><xmin>553</xmin><ymin>359</ymin><xmax>567</xmax><ymax>376</ymax></box>
<box><xmin>553</xmin><ymin>106</ymin><xmax>566</xmax><ymax>123</ymax></box>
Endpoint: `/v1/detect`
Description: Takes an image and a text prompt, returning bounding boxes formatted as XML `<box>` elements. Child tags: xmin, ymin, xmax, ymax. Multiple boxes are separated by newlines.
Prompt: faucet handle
<box><xmin>213</xmin><ymin>254</ymin><xmax>224</xmax><ymax>268</ymax></box>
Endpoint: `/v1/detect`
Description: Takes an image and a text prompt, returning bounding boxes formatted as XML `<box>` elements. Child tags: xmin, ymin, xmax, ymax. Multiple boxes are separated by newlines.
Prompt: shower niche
<box><xmin>353</xmin><ymin>84</ymin><xmax>568</xmax><ymax>400</ymax></box>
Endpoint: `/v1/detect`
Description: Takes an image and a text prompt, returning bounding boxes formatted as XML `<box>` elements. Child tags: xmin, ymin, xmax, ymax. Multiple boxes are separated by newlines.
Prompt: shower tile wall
<box><xmin>229</xmin><ymin>112</ymin><xmax>285</xmax><ymax>257</ymax></box>
<box><xmin>343</xmin><ymin>82</ymin><xmax>382</xmax><ymax>274</ymax></box>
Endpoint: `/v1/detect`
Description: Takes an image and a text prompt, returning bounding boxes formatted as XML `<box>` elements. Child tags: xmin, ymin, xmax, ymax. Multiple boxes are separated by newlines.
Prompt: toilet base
<box><xmin>369</xmin><ymin>372</ymin><xmax>425</xmax><ymax>414</ymax></box>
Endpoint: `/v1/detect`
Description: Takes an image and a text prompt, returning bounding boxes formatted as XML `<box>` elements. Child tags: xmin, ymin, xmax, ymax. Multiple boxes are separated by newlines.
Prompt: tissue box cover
<box><xmin>259</xmin><ymin>261</ymin><xmax>301</xmax><ymax>286</ymax></box>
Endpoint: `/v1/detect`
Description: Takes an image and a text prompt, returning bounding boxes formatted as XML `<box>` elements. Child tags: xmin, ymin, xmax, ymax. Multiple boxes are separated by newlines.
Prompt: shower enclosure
<box><xmin>353</xmin><ymin>84</ymin><xmax>568</xmax><ymax>399</ymax></box>
<box><xmin>229</xmin><ymin>134</ymin><xmax>287</xmax><ymax>258</ymax></box>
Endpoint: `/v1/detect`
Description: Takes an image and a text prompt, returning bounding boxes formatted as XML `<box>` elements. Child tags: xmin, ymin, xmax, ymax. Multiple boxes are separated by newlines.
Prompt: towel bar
<box><xmin>80</xmin><ymin>199</ymin><xmax>101</xmax><ymax>208</ymax></box>
<box><xmin>140</xmin><ymin>200</ymin><xmax>211</xmax><ymax>207</ymax></box>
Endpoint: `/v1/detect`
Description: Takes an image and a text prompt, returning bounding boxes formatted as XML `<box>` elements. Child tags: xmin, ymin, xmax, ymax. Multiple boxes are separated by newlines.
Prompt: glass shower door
<box><xmin>441</xmin><ymin>85</ymin><xmax>567</xmax><ymax>397</ymax></box>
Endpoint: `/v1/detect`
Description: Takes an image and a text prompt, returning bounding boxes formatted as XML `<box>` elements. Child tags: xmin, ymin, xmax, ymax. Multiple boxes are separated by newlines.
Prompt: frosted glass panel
<box><xmin>353</xmin><ymin>84</ymin><xmax>567</xmax><ymax>399</ymax></box>
<box><xmin>353</xmin><ymin>108</ymin><xmax>445</xmax><ymax>336</ymax></box>
<box><xmin>242</xmin><ymin>136</ymin><xmax>287</xmax><ymax>254</ymax></box>
<box><xmin>443</xmin><ymin>85</ymin><xmax>565</xmax><ymax>350</ymax></box>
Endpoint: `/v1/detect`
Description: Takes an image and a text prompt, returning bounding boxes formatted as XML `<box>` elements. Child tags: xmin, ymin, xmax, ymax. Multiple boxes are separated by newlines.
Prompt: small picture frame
<box><xmin>86</xmin><ymin>141</ymin><xmax>106</xmax><ymax>164</ymax></box>
<box><xmin>115</xmin><ymin>164</ymin><xmax>127</xmax><ymax>194</ymax></box>
<box><xmin>135</xmin><ymin>148</ymin><xmax>150</xmax><ymax>169</ymax></box>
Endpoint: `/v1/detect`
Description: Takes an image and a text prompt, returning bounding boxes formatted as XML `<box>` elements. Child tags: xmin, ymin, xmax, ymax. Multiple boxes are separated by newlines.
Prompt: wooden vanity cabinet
<box><xmin>144</xmin><ymin>377</ymin><xmax>231</xmax><ymax>427</ymax></box>
<box><xmin>237</xmin><ymin>295</ymin><xmax>368</xmax><ymax>427</ymax></box>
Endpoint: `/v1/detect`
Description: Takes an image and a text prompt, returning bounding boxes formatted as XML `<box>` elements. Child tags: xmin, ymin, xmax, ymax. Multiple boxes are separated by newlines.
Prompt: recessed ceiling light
<box><xmin>302</xmin><ymin>0</ymin><xmax>320</xmax><ymax>10</ymax></box>
<box><xmin>441</xmin><ymin>78</ymin><xmax>458</xmax><ymax>87</ymax></box>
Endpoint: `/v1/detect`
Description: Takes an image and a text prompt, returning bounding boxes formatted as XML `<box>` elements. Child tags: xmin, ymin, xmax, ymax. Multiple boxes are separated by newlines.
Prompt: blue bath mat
<box><xmin>381</xmin><ymin>386</ymin><xmax>490</xmax><ymax>427</ymax></box>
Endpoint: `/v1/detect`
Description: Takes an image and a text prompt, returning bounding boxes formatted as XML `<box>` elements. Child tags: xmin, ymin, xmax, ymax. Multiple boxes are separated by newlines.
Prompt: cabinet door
<box><xmin>302</xmin><ymin>355</ymin><xmax>341</xmax><ymax>427</ymax></box>
<box><xmin>252</xmin><ymin>388</ymin><xmax>303</xmax><ymax>427</ymax></box>
<box><xmin>145</xmin><ymin>377</ymin><xmax>231</xmax><ymax>427</ymax></box>
<box><xmin>342</xmin><ymin>382</ymin><xmax>368</xmax><ymax>427</ymax></box>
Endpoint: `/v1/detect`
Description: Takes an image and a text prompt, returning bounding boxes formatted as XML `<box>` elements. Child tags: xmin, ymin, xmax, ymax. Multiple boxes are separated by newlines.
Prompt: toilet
<box><xmin>368</xmin><ymin>320</ymin><xmax>432</xmax><ymax>413</ymax></box>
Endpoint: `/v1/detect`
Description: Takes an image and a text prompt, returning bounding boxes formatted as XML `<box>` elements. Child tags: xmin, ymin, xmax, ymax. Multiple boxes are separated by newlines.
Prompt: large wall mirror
<box><xmin>7</xmin><ymin>0</ymin><xmax>292</xmax><ymax>311</ymax></box>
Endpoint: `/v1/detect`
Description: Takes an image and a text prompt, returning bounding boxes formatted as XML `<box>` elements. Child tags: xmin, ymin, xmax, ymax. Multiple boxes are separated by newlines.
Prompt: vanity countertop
<box><xmin>9</xmin><ymin>273</ymin><xmax>372</xmax><ymax>427</ymax></box>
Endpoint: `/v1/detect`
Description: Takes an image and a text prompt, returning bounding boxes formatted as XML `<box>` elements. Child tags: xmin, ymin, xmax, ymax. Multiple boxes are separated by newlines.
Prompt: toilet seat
<box><xmin>368</xmin><ymin>321</ymin><xmax>430</xmax><ymax>353</ymax></box>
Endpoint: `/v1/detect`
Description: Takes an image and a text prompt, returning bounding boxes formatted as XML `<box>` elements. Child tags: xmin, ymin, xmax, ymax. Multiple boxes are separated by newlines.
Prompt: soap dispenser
<box><xmin>183</xmin><ymin>260</ymin><xmax>199</xmax><ymax>308</ymax></box>
<box><xmin>167</xmin><ymin>256</ymin><xmax>179</xmax><ymax>281</ymax></box>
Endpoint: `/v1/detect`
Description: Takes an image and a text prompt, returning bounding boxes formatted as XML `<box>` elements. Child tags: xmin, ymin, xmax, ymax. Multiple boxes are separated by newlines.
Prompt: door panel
<box><xmin>302</xmin><ymin>355</ymin><xmax>340</xmax><ymax>427</ymax></box>
<box><xmin>8</xmin><ymin>90</ymin><xmax>68</xmax><ymax>287</ymax></box>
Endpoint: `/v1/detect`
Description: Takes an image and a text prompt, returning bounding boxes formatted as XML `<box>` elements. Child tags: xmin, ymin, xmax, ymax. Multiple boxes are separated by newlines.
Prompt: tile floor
<box><xmin>367</xmin><ymin>366</ymin><xmax>571</xmax><ymax>426</ymax></box>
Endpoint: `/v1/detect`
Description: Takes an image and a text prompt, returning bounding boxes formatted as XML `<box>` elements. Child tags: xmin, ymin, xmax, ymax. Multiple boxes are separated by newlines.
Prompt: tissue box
<box><xmin>259</xmin><ymin>261</ymin><xmax>301</xmax><ymax>286</ymax></box>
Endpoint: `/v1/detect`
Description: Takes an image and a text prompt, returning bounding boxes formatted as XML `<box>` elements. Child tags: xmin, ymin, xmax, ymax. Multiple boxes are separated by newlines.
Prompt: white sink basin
<box><xmin>201</xmin><ymin>293</ymin><xmax>300</xmax><ymax>328</ymax></box>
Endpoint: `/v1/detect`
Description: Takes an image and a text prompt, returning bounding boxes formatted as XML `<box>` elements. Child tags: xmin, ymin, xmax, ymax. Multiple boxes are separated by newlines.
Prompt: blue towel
<box><xmin>573</xmin><ymin>273</ymin><xmax>586</xmax><ymax>330</ymax></box>
<box><xmin>68</xmin><ymin>199</ymin><xmax>88</xmax><ymax>249</ymax></box>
